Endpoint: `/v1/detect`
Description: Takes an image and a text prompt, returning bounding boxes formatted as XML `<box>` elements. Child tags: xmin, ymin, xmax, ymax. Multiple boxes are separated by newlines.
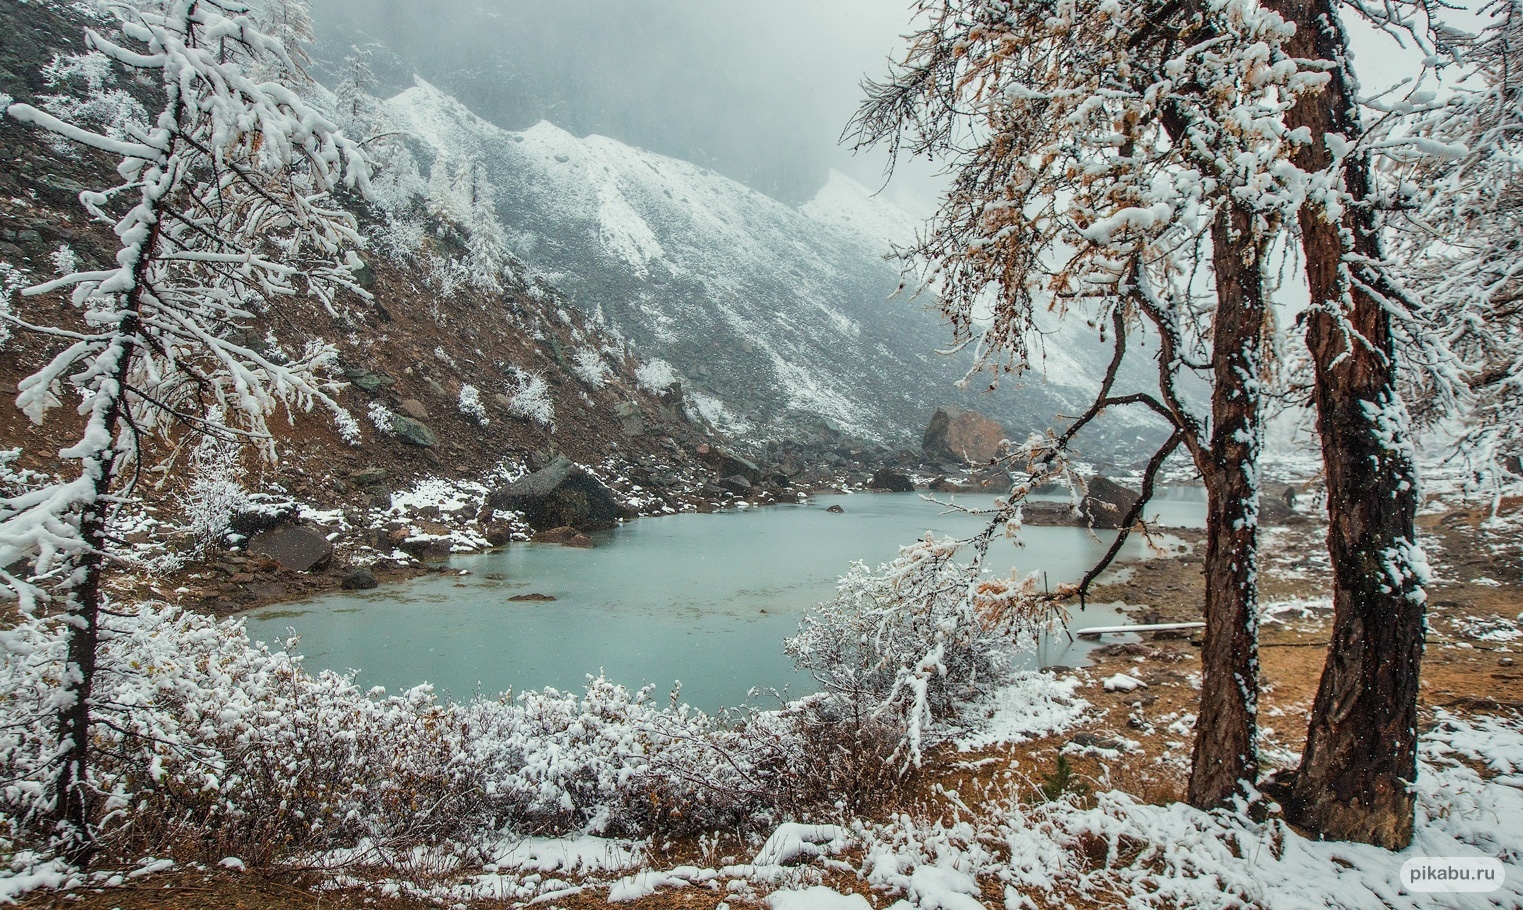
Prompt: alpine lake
<box><xmin>245</xmin><ymin>490</ymin><xmax>1207</xmax><ymax>712</ymax></box>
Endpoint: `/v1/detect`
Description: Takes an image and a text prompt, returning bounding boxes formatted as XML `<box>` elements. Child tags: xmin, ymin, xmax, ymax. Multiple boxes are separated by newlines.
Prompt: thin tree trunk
<box><xmin>1188</xmin><ymin>202</ymin><xmax>1266</xmax><ymax>808</ymax></box>
<box><xmin>52</xmin><ymin>334</ymin><xmax>135</xmax><ymax>867</ymax></box>
<box><xmin>54</xmin><ymin>486</ymin><xmax>109</xmax><ymax>868</ymax></box>
<box><xmin>1267</xmin><ymin>0</ymin><xmax>1427</xmax><ymax>849</ymax></box>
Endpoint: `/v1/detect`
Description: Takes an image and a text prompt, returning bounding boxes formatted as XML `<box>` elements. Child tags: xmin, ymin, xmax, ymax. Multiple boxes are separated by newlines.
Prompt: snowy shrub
<box><xmin>635</xmin><ymin>358</ymin><xmax>679</xmax><ymax>392</ymax></box>
<box><xmin>0</xmin><ymin>604</ymin><xmax>825</xmax><ymax>863</ymax></box>
<box><xmin>0</xmin><ymin>261</ymin><xmax>25</xmax><ymax>348</ymax></box>
<box><xmin>788</xmin><ymin>536</ymin><xmax>1048</xmax><ymax>766</ymax></box>
<box><xmin>333</xmin><ymin>409</ymin><xmax>362</xmax><ymax>446</ymax></box>
<box><xmin>503</xmin><ymin>368</ymin><xmax>555</xmax><ymax>429</ymax></box>
<box><xmin>571</xmin><ymin>347</ymin><xmax>611</xmax><ymax>388</ymax></box>
<box><xmin>182</xmin><ymin>434</ymin><xmax>250</xmax><ymax>557</ymax></box>
<box><xmin>457</xmin><ymin>383</ymin><xmax>488</xmax><ymax>426</ymax></box>
<box><xmin>38</xmin><ymin>51</ymin><xmax>147</xmax><ymax>149</ymax></box>
<box><xmin>48</xmin><ymin>244</ymin><xmax>77</xmax><ymax>277</ymax></box>
<box><xmin>368</xmin><ymin>401</ymin><xmax>396</xmax><ymax>434</ymax></box>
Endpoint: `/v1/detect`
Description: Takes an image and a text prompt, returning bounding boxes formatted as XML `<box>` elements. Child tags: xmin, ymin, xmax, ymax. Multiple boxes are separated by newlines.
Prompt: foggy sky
<box><xmin>309</xmin><ymin>0</ymin><xmax>933</xmax><ymax>208</ymax></box>
<box><xmin>307</xmin><ymin>1</ymin><xmax>1438</xmax><ymax>214</ymax></box>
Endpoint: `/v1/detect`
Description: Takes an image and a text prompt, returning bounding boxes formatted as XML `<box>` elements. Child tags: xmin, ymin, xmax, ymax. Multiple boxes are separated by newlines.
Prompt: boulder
<box><xmin>868</xmin><ymin>468</ymin><xmax>915</xmax><ymax>492</ymax></box>
<box><xmin>398</xmin><ymin>398</ymin><xmax>430</xmax><ymax>421</ymax></box>
<box><xmin>533</xmin><ymin>526</ymin><xmax>596</xmax><ymax>548</ymax></box>
<box><xmin>825</xmin><ymin>504</ymin><xmax>845</xmax><ymax>514</ymax></box>
<box><xmin>390</xmin><ymin>414</ymin><xmax>439</xmax><ymax>448</ymax></box>
<box><xmin>922</xmin><ymin>407</ymin><xmax>1007</xmax><ymax>464</ymax></box>
<box><xmin>248</xmin><ymin>526</ymin><xmax>334</xmax><ymax>572</ymax></box>
<box><xmin>485</xmin><ymin>456</ymin><xmax>621</xmax><ymax>531</ymax></box>
<box><xmin>718</xmin><ymin>474</ymin><xmax>753</xmax><ymax>494</ymax></box>
<box><xmin>1258</xmin><ymin>492</ymin><xmax>1307</xmax><ymax>527</ymax></box>
<box><xmin>1080</xmin><ymin>476</ymin><xmax>1141</xmax><ymax>529</ymax></box>
<box><xmin>696</xmin><ymin>443</ymin><xmax>761</xmax><ymax>483</ymax></box>
<box><xmin>229</xmin><ymin>500</ymin><xmax>299</xmax><ymax>536</ymax></box>
<box><xmin>351</xmin><ymin>466</ymin><xmax>388</xmax><ymax>487</ymax></box>
<box><xmin>340</xmin><ymin>567</ymin><xmax>379</xmax><ymax>590</ymax></box>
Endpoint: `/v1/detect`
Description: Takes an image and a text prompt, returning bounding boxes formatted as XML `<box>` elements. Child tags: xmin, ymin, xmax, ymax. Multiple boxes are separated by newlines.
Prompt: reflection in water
<box><xmin>245</xmin><ymin>490</ymin><xmax>1204</xmax><ymax>712</ymax></box>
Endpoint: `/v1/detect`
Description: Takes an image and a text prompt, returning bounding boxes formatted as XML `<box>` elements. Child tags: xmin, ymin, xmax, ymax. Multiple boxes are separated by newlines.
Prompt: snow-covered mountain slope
<box><xmin>383</xmin><ymin>80</ymin><xmax>1148</xmax><ymax>448</ymax></box>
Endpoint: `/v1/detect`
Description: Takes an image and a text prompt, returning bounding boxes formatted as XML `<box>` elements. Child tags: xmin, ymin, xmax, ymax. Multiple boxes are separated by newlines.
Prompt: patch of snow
<box><xmin>769</xmin><ymin>886</ymin><xmax>873</xmax><ymax>910</ymax></box>
<box><xmin>955</xmin><ymin>673</ymin><xmax>1090</xmax><ymax>751</ymax></box>
<box><xmin>753</xmin><ymin>824</ymin><xmax>851</xmax><ymax>867</ymax></box>
<box><xmin>1103</xmin><ymin>673</ymin><xmax>1147</xmax><ymax>692</ymax></box>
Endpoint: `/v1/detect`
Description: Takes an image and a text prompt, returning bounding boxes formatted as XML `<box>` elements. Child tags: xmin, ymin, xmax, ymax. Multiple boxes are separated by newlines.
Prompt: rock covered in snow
<box><xmin>1103</xmin><ymin>673</ymin><xmax>1148</xmax><ymax>692</ymax></box>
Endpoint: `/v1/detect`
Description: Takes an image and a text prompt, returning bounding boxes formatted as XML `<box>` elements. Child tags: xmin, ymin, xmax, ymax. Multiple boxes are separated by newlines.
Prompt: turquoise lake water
<box><xmin>245</xmin><ymin>489</ymin><xmax>1205</xmax><ymax>711</ymax></box>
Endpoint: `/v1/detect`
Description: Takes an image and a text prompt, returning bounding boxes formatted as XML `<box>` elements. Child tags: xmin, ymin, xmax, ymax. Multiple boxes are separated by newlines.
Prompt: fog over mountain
<box><xmin>310</xmin><ymin>0</ymin><xmax>940</xmax><ymax>209</ymax></box>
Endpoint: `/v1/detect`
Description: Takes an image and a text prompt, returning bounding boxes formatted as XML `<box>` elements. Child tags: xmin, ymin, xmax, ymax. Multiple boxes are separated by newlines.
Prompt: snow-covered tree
<box><xmin>333</xmin><ymin>44</ymin><xmax>382</xmax><ymax>140</ymax></box>
<box><xmin>426</xmin><ymin>154</ymin><xmax>511</xmax><ymax>293</ymax></box>
<box><xmin>0</xmin><ymin>0</ymin><xmax>367</xmax><ymax>864</ymax></box>
<box><xmin>457</xmin><ymin>382</ymin><xmax>488</xmax><ymax>425</ymax></box>
<box><xmin>788</xmin><ymin>535</ymin><xmax>1047</xmax><ymax>768</ymax></box>
<box><xmin>182</xmin><ymin>430</ymin><xmax>250</xmax><ymax>557</ymax></box>
<box><xmin>1254</xmin><ymin>0</ymin><xmax>1441</xmax><ymax>849</ymax></box>
<box><xmin>37</xmin><ymin>50</ymin><xmax>147</xmax><ymax>151</ymax></box>
<box><xmin>1390</xmin><ymin>0</ymin><xmax>1523</xmax><ymax>498</ymax></box>
<box><xmin>854</xmin><ymin>0</ymin><xmax>1318</xmax><ymax>809</ymax></box>
<box><xmin>246</xmin><ymin>0</ymin><xmax>314</xmax><ymax>86</ymax></box>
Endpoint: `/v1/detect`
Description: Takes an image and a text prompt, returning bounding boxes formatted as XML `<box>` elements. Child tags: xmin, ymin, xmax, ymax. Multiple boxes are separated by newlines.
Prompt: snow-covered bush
<box><xmin>457</xmin><ymin>383</ymin><xmax>488</xmax><ymax>425</ymax></box>
<box><xmin>503</xmin><ymin>368</ymin><xmax>554</xmax><ymax>429</ymax></box>
<box><xmin>182</xmin><ymin>434</ymin><xmax>250</xmax><ymax>557</ymax></box>
<box><xmin>48</xmin><ymin>244</ymin><xmax>77</xmax><ymax>277</ymax></box>
<box><xmin>788</xmin><ymin>536</ymin><xmax>1047</xmax><ymax>765</ymax></box>
<box><xmin>0</xmin><ymin>261</ymin><xmax>25</xmax><ymax>348</ymax></box>
<box><xmin>38</xmin><ymin>51</ymin><xmax>146</xmax><ymax>151</ymax></box>
<box><xmin>635</xmin><ymin>358</ymin><xmax>679</xmax><ymax>392</ymax></box>
<box><xmin>571</xmin><ymin>347</ymin><xmax>611</xmax><ymax>388</ymax></box>
<box><xmin>368</xmin><ymin>401</ymin><xmax>396</xmax><ymax>435</ymax></box>
<box><xmin>0</xmin><ymin>604</ymin><xmax>835</xmax><ymax>862</ymax></box>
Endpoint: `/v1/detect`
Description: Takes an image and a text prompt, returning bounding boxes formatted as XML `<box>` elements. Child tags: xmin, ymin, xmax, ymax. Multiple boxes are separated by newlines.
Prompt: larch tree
<box><xmin>852</xmin><ymin>0</ymin><xmax>1320</xmax><ymax>808</ymax></box>
<box><xmin>1391</xmin><ymin>0</ymin><xmax>1523</xmax><ymax>500</ymax></box>
<box><xmin>0</xmin><ymin>0</ymin><xmax>367</xmax><ymax>865</ymax></box>
<box><xmin>1259</xmin><ymin>0</ymin><xmax>1445</xmax><ymax>849</ymax></box>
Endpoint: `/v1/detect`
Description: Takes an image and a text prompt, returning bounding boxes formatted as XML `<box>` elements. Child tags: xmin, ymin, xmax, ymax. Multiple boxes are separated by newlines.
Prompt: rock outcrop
<box><xmin>922</xmin><ymin>407</ymin><xmax>1007</xmax><ymax>465</ymax></box>
<box><xmin>485</xmin><ymin>455</ymin><xmax>622</xmax><ymax>531</ymax></box>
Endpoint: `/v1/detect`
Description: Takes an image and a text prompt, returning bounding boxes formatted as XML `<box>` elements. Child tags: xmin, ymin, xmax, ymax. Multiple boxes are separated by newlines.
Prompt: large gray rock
<box><xmin>868</xmin><ymin>468</ymin><xmax>915</xmax><ymax>492</ymax></box>
<box><xmin>249</xmin><ymin>525</ymin><xmax>334</xmax><ymax>572</ymax></box>
<box><xmin>390</xmin><ymin>414</ymin><xmax>439</xmax><ymax>448</ymax></box>
<box><xmin>696</xmin><ymin>443</ymin><xmax>760</xmax><ymax>483</ymax></box>
<box><xmin>485</xmin><ymin>456</ymin><xmax>622</xmax><ymax>531</ymax></box>
<box><xmin>922</xmin><ymin>407</ymin><xmax>1008</xmax><ymax>464</ymax></box>
<box><xmin>1080</xmin><ymin>476</ymin><xmax>1141</xmax><ymax>530</ymax></box>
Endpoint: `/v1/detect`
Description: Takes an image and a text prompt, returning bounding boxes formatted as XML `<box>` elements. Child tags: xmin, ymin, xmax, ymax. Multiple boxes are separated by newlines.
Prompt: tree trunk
<box><xmin>1267</xmin><ymin>0</ymin><xmax>1427</xmax><ymax>850</ymax></box>
<box><xmin>1188</xmin><ymin>202</ymin><xmax>1266</xmax><ymax>808</ymax></box>
<box><xmin>53</xmin><ymin>490</ymin><xmax>109</xmax><ymax>868</ymax></box>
